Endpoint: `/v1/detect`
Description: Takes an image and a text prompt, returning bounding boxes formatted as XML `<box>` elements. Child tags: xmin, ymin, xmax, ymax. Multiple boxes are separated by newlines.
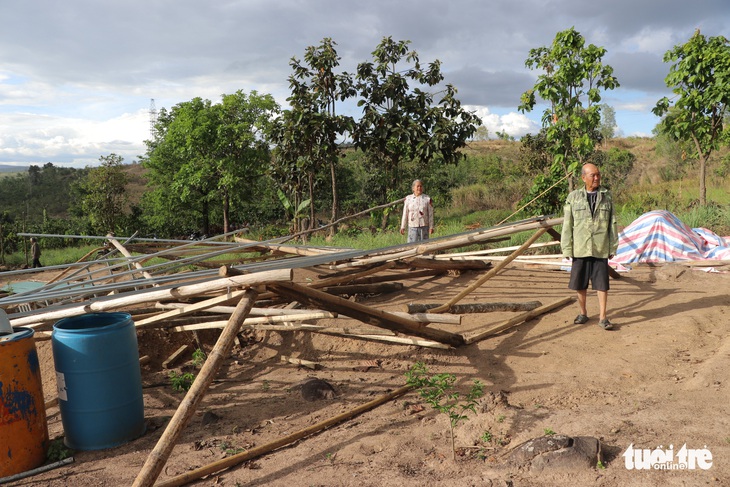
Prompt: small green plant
<box><xmin>191</xmin><ymin>348</ymin><xmax>206</xmax><ymax>368</ymax></box>
<box><xmin>543</xmin><ymin>427</ymin><xmax>556</xmax><ymax>436</ymax></box>
<box><xmin>220</xmin><ymin>441</ymin><xmax>245</xmax><ymax>456</ymax></box>
<box><xmin>597</xmin><ymin>459</ymin><xmax>606</xmax><ymax>469</ymax></box>
<box><xmin>405</xmin><ymin>361</ymin><xmax>484</xmax><ymax>461</ymax></box>
<box><xmin>496</xmin><ymin>414</ymin><xmax>506</xmax><ymax>423</ymax></box>
<box><xmin>46</xmin><ymin>437</ymin><xmax>72</xmax><ymax>462</ymax></box>
<box><xmin>261</xmin><ymin>380</ymin><xmax>270</xmax><ymax>392</ymax></box>
<box><xmin>480</xmin><ymin>431</ymin><xmax>493</xmax><ymax>443</ymax></box>
<box><xmin>169</xmin><ymin>371</ymin><xmax>195</xmax><ymax>392</ymax></box>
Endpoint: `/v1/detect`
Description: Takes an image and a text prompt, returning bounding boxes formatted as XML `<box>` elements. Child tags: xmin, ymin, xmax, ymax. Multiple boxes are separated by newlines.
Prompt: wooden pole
<box><xmin>11</xmin><ymin>268</ymin><xmax>291</xmax><ymax>327</ymax></box>
<box><xmin>153</xmin><ymin>385</ymin><xmax>413</xmax><ymax>487</ymax></box>
<box><xmin>429</xmin><ymin>227</ymin><xmax>549</xmax><ymax>313</ymax></box>
<box><xmin>404</xmin><ymin>301</ymin><xmax>542</xmax><ymax>314</ymax></box>
<box><xmin>463</xmin><ymin>296</ymin><xmax>574</xmax><ymax>344</ymax></box>
<box><xmin>107</xmin><ymin>234</ymin><xmax>156</xmax><ymax>282</ymax></box>
<box><xmin>131</xmin><ymin>288</ymin><xmax>259</xmax><ymax>487</ymax></box>
<box><xmin>270</xmin><ymin>281</ymin><xmax>464</xmax><ymax>347</ymax></box>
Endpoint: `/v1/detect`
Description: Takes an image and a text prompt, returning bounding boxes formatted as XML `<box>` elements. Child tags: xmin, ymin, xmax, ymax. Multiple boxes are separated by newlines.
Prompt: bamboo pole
<box><xmin>462</xmin><ymin>296</ymin><xmax>574</xmax><ymax>344</ymax></box>
<box><xmin>132</xmin><ymin>288</ymin><xmax>259</xmax><ymax>487</ymax></box>
<box><xmin>10</xmin><ymin>268</ymin><xmax>292</xmax><ymax>327</ymax></box>
<box><xmin>429</xmin><ymin>227</ymin><xmax>549</xmax><ymax>313</ymax></box>
<box><xmin>153</xmin><ymin>385</ymin><xmax>413</xmax><ymax>487</ymax></box>
<box><xmin>107</xmin><ymin>234</ymin><xmax>156</xmax><ymax>281</ymax></box>
<box><xmin>134</xmin><ymin>289</ymin><xmax>248</xmax><ymax>328</ymax></box>
<box><xmin>169</xmin><ymin>311</ymin><xmax>338</xmax><ymax>332</ymax></box>
<box><xmin>332</xmin><ymin>217</ymin><xmax>562</xmax><ymax>269</ymax></box>
<box><xmin>270</xmin><ymin>281</ymin><xmax>464</xmax><ymax>347</ymax></box>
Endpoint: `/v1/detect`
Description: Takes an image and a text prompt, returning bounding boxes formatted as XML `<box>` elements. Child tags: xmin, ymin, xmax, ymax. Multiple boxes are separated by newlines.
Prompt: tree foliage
<box><xmin>143</xmin><ymin>91</ymin><xmax>279</xmax><ymax>235</ymax></box>
<box><xmin>353</xmin><ymin>37</ymin><xmax>481</xmax><ymax>216</ymax></box>
<box><xmin>79</xmin><ymin>153</ymin><xmax>129</xmax><ymax>234</ymax></box>
<box><xmin>519</xmin><ymin>27</ymin><xmax>619</xmax><ymax>214</ymax></box>
<box><xmin>270</xmin><ymin>38</ymin><xmax>354</xmax><ymax>233</ymax></box>
<box><xmin>652</xmin><ymin>30</ymin><xmax>730</xmax><ymax>205</ymax></box>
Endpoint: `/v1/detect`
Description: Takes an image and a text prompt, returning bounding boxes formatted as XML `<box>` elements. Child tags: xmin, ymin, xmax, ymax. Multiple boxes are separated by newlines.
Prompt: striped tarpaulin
<box><xmin>612</xmin><ymin>210</ymin><xmax>730</xmax><ymax>264</ymax></box>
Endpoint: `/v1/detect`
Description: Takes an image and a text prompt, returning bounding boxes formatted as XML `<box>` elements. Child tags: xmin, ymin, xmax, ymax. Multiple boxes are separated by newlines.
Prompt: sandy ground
<box><xmin>8</xmin><ymin>261</ymin><xmax>730</xmax><ymax>486</ymax></box>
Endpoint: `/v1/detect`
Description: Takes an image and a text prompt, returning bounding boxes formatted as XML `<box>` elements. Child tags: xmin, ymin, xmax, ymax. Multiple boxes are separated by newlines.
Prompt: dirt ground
<box><xmin>10</xmin><ymin>261</ymin><xmax>730</xmax><ymax>486</ymax></box>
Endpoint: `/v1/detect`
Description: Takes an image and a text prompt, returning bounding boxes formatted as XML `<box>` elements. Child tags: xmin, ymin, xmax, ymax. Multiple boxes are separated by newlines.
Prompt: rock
<box><xmin>293</xmin><ymin>377</ymin><xmax>337</xmax><ymax>401</ymax></box>
<box><xmin>507</xmin><ymin>435</ymin><xmax>601</xmax><ymax>471</ymax></box>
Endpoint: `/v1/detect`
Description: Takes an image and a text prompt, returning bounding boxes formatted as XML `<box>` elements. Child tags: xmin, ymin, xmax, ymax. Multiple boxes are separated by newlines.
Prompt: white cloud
<box><xmin>468</xmin><ymin>106</ymin><xmax>540</xmax><ymax>139</ymax></box>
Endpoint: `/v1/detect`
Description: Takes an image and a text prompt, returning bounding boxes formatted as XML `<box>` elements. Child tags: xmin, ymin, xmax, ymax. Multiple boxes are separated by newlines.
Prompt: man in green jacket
<box><xmin>561</xmin><ymin>163</ymin><xmax>618</xmax><ymax>330</ymax></box>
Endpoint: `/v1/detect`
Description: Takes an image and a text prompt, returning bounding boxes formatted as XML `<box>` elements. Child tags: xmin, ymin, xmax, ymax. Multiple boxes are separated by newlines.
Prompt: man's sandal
<box><xmin>599</xmin><ymin>319</ymin><xmax>614</xmax><ymax>330</ymax></box>
<box><xmin>573</xmin><ymin>314</ymin><xmax>589</xmax><ymax>324</ymax></box>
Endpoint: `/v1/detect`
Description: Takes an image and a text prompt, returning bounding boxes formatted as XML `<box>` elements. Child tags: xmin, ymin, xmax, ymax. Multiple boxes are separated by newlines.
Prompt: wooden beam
<box><xmin>405</xmin><ymin>301</ymin><xmax>542</xmax><ymax>314</ymax></box>
<box><xmin>463</xmin><ymin>296</ymin><xmax>574</xmax><ymax>344</ymax></box>
<box><xmin>269</xmin><ymin>281</ymin><xmax>464</xmax><ymax>347</ymax></box>
<box><xmin>429</xmin><ymin>227</ymin><xmax>549</xmax><ymax>313</ymax></box>
<box><xmin>404</xmin><ymin>257</ymin><xmax>491</xmax><ymax>272</ymax></box>
<box><xmin>153</xmin><ymin>385</ymin><xmax>413</xmax><ymax>487</ymax></box>
<box><xmin>322</xmin><ymin>282</ymin><xmax>403</xmax><ymax>296</ymax></box>
<box><xmin>132</xmin><ymin>289</ymin><xmax>259</xmax><ymax>487</ymax></box>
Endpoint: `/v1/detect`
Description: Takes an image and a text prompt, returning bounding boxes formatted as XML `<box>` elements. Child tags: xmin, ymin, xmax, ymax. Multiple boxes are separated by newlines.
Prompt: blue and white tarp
<box><xmin>612</xmin><ymin>210</ymin><xmax>730</xmax><ymax>264</ymax></box>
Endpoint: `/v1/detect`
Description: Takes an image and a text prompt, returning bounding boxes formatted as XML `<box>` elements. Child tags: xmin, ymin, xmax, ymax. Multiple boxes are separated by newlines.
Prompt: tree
<box><xmin>80</xmin><ymin>153</ymin><xmax>129</xmax><ymax>234</ymax></box>
<box><xmin>652</xmin><ymin>30</ymin><xmax>730</xmax><ymax>206</ymax></box>
<box><xmin>519</xmin><ymin>27</ymin><xmax>619</xmax><ymax>212</ymax></box>
<box><xmin>599</xmin><ymin>104</ymin><xmax>617</xmax><ymax>143</ymax></box>
<box><xmin>143</xmin><ymin>91</ymin><xmax>279</xmax><ymax>236</ymax></box>
<box><xmin>271</xmin><ymin>38</ymin><xmax>354</xmax><ymax>234</ymax></box>
<box><xmin>353</xmin><ymin>37</ymin><xmax>481</xmax><ymax>227</ymax></box>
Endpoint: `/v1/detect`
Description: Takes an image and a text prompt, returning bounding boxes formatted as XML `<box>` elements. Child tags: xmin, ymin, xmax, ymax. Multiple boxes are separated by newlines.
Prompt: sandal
<box><xmin>573</xmin><ymin>314</ymin><xmax>589</xmax><ymax>324</ymax></box>
<box><xmin>599</xmin><ymin>319</ymin><xmax>613</xmax><ymax>330</ymax></box>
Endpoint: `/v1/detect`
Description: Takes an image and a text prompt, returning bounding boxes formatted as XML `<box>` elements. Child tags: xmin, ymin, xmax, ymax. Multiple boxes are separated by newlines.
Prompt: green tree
<box><xmin>353</xmin><ymin>36</ymin><xmax>481</xmax><ymax>227</ymax></box>
<box><xmin>652</xmin><ymin>30</ymin><xmax>730</xmax><ymax>206</ymax></box>
<box><xmin>599</xmin><ymin>104</ymin><xmax>617</xmax><ymax>143</ymax></box>
<box><xmin>271</xmin><ymin>38</ymin><xmax>354</xmax><ymax>233</ymax></box>
<box><xmin>79</xmin><ymin>154</ymin><xmax>128</xmax><ymax>234</ymax></box>
<box><xmin>519</xmin><ymin>27</ymin><xmax>619</xmax><ymax>213</ymax></box>
<box><xmin>143</xmin><ymin>91</ymin><xmax>279</xmax><ymax>236</ymax></box>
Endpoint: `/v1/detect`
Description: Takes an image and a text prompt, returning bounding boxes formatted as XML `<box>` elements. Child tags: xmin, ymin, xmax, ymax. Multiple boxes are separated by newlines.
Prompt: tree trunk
<box><xmin>699</xmin><ymin>155</ymin><xmax>707</xmax><ymax>206</ymax></box>
<box><xmin>329</xmin><ymin>158</ymin><xmax>338</xmax><ymax>237</ymax></box>
<box><xmin>202</xmin><ymin>200</ymin><xmax>210</xmax><ymax>236</ymax></box>
<box><xmin>222</xmin><ymin>191</ymin><xmax>230</xmax><ymax>235</ymax></box>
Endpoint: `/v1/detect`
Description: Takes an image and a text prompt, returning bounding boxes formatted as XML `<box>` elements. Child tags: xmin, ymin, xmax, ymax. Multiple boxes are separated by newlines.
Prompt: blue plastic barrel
<box><xmin>52</xmin><ymin>312</ymin><xmax>145</xmax><ymax>450</ymax></box>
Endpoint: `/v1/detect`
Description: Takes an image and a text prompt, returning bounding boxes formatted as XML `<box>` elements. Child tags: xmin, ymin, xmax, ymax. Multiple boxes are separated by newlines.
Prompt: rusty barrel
<box><xmin>0</xmin><ymin>327</ymin><xmax>49</xmax><ymax>476</ymax></box>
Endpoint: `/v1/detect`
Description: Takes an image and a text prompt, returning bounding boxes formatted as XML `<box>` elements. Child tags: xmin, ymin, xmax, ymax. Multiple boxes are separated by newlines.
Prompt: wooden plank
<box><xmin>162</xmin><ymin>345</ymin><xmax>190</xmax><ymax>369</ymax></box>
<box><xmin>322</xmin><ymin>282</ymin><xmax>403</xmax><ymax>295</ymax></box>
<box><xmin>405</xmin><ymin>301</ymin><xmax>542</xmax><ymax>314</ymax></box>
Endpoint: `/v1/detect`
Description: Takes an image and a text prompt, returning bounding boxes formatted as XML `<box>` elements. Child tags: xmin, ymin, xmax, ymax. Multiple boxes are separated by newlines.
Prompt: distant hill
<box><xmin>0</xmin><ymin>165</ymin><xmax>28</xmax><ymax>173</ymax></box>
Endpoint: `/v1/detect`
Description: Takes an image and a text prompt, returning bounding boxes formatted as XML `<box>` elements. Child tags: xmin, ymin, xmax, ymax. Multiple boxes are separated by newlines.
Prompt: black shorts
<box><xmin>568</xmin><ymin>257</ymin><xmax>610</xmax><ymax>291</ymax></box>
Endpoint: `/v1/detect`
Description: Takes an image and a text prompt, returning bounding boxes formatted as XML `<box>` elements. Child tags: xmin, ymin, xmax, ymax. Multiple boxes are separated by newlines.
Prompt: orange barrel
<box><xmin>0</xmin><ymin>327</ymin><xmax>49</xmax><ymax>476</ymax></box>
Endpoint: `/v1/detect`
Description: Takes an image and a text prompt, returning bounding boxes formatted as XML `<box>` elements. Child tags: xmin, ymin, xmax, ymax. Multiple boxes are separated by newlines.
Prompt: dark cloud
<box><xmin>447</xmin><ymin>67</ymin><xmax>535</xmax><ymax>107</ymax></box>
<box><xmin>0</xmin><ymin>0</ymin><xmax>729</xmax><ymax>163</ymax></box>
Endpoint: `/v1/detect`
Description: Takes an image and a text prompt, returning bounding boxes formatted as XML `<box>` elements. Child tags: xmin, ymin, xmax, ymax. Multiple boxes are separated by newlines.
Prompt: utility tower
<box><xmin>149</xmin><ymin>98</ymin><xmax>158</xmax><ymax>137</ymax></box>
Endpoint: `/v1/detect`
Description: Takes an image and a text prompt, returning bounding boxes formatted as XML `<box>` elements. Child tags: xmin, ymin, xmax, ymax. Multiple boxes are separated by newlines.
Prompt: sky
<box><xmin>1</xmin><ymin>0</ymin><xmax>728</xmax><ymax>168</ymax></box>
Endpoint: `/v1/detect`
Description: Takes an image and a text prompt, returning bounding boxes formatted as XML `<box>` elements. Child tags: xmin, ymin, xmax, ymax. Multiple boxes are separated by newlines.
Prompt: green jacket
<box><xmin>560</xmin><ymin>187</ymin><xmax>618</xmax><ymax>259</ymax></box>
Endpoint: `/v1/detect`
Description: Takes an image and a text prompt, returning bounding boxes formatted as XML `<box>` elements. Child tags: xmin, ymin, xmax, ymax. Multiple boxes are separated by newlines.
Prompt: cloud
<box><xmin>466</xmin><ymin>106</ymin><xmax>539</xmax><ymax>139</ymax></box>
